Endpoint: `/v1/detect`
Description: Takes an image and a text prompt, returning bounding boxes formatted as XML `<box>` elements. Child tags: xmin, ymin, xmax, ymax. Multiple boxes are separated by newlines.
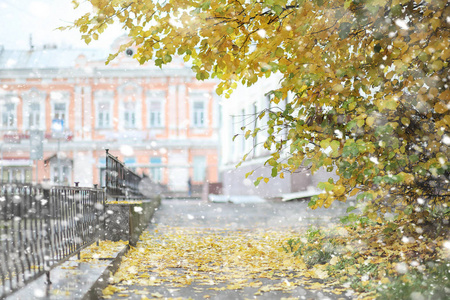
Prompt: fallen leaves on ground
<box><xmin>102</xmin><ymin>219</ymin><xmax>449</xmax><ymax>299</ymax></box>
<box><xmin>283</xmin><ymin>218</ymin><xmax>449</xmax><ymax>299</ymax></box>
<box><xmin>79</xmin><ymin>240</ymin><xmax>128</xmax><ymax>260</ymax></box>
<box><xmin>103</xmin><ymin>226</ymin><xmax>326</xmax><ymax>298</ymax></box>
<box><xmin>107</xmin><ymin>200</ymin><xmax>144</xmax><ymax>205</ymax></box>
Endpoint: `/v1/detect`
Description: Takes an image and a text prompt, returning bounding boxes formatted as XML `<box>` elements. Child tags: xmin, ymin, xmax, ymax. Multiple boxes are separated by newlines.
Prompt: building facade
<box><xmin>0</xmin><ymin>42</ymin><xmax>220</xmax><ymax>192</ymax></box>
<box><xmin>220</xmin><ymin>76</ymin><xmax>335</xmax><ymax>198</ymax></box>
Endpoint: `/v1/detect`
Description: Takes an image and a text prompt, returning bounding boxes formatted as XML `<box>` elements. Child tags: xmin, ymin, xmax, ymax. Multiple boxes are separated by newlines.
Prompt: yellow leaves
<box><xmin>329</xmin><ymin>256</ymin><xmax>339</xmax><ymax>266</ymax></box>
<box><xmin>375</xmin><ymin>97</ymin><xmax>399</xmax><ymax>112</ymax></box>
<box><xmin>103</xmin><ymin>285</ymin><xmax>124</xmax><ymax>296</ymax></box>
<box><xmin>333</xmin><ymin>185</ymin><xmax>346</xmax><ymax>196</ymax></box>
<box><xmin>434</xmin><ymin>101</ymin><xmax>448</xmax><ymax>114</ymax></box>
<box><xmin>332</xmin><ymin>83</ymin><xmax>344</xmax><ymax>93</ymax></box>
<box><xmin>398</xmin><ymin>172</ymin><xmax>414</xmax><ymax>184</ymax></box>
<box><xmin>347</xmin><ymin>266</ymin><xmax>358</xmax><ymax>275</ymax></box>
<box><xmin>310</xmin><ymin>265</ymin><xmax>329</xmax><ymax>279</ymax></box>
<box><xmin>366</xmin><ymin>116</ymin><xmax>375</xmax><ymax>127</ymax></box>
<box><xmin>350</xmin><ymin>188</ymin><xmax>360</xmax><ymax>196</ymax></box>
<box><xmin>401</xmin><ymin>117</ymin><xmax>410</xmax><ymax>126</ymax></box>
<box><xmin>380</xmin><ymin>277</ymin><xmax>390</xmax><ymax>284</ymax></box>
<box><xmin>367</xmin><ymin>212</ymin><xmax>378</xmax><ymax>220</ymax></box>
<box><xmin>150</xmin><ymin>292</ymin><xmax>163</xmax><ymax>298</ymax></box>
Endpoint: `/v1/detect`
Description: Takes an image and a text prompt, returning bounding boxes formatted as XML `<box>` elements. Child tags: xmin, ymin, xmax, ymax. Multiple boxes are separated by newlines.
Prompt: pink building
<box><xmin>0</xmin><ymin>42</ymin><xmax>220</xmax><ymax>193</ymax></box>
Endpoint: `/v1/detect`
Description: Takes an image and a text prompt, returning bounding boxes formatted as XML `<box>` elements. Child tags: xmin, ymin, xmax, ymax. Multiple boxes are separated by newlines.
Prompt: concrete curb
<box><xmin>83</xmin><ymin>197</ymin><xmax>160</xmax><ymax>299</ymax></box>
<box><xmin>82</xmin><ymin>244</ymin><xmax>130</xmax><ymax>300</ymax></box>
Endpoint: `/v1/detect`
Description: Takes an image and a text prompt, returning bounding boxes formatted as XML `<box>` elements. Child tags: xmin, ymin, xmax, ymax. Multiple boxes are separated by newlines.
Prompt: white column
<box><xmin>167</xmin><ymin>83</ymin><xmax>177</xmax><ymax>137</ymax></box>
<box><xmin>83</xmin><ymin>86</ymin><xmax>92</xmax><ymax>140</ymax></box>
<box><xmin>74</xmin><ymin>86</ymin><xmax>83</xmax><ymax>140</ymax></box>
<box><xmin>177</xmin><ymin>83</ymin><xmax>187</xmax><ymax>138</ymax></box>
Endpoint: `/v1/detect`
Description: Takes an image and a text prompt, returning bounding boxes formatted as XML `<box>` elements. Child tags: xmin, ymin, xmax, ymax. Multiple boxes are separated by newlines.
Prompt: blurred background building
<box><xmin>219</xmin><ymin>76</ymin><xmax>335</xmax><ymax>199</ymax></box>
<box><xmin>0</xmin><ymin>40</ymin><xmax>220</xmax><ymax>193</ymax></box>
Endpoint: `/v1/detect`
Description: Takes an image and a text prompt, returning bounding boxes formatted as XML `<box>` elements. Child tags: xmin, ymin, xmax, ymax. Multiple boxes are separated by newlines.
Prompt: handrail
<box><xmin>105</xmin><ymin>149</ymin><xmax>143</xmax><ymax>199</ymax></box>
<box><xmin>0</xmin><ymin>183</ymin><xmax>105</xmax><ymax>299</ymax></box>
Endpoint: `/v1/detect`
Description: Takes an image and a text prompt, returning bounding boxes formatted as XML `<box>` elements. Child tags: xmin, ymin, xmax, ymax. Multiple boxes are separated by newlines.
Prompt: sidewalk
<box><xmin>100</xmin><ymin>199</ymin><xmax>352</xmax><ymax>299</ymax></box>
<box><xmin>6</xmin><ymin>241</ymin><xmax>128</xmax><ymax>300</ymax></box>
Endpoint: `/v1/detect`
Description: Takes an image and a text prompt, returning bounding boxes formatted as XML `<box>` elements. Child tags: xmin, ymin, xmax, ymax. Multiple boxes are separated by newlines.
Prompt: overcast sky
<box><xmin>0</xmin><ymin>0</ymin><xmax>123</xmax><ymax>50</ymax></box>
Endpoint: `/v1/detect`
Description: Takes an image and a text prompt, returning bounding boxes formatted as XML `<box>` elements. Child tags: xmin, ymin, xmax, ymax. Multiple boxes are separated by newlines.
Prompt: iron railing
<box><xmin>105</xmin><ymin>149</ymin><xmax>143</xmax><ymax>199</ymax></box>
<box><xmin>0</xmin><ymin>183</ymin><xmax>105</xmax><ymax>298</ymax></box>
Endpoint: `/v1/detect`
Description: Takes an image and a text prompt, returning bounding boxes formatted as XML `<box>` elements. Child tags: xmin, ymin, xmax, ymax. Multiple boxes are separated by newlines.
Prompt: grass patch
<box><xmin>283</xmin><ymin>215</ymin><xmax>450</xmax><ymax>299</ymax></box>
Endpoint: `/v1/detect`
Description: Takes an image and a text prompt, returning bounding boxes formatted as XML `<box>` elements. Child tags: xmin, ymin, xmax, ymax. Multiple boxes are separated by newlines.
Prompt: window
<box><xmin>123</xmin><ymin>102</ymin><xmax>136</xmax><ymax>128</ymax></box>
<box><xmin>97</xmin><ymin>102</ymin><xmax>111</xmax><ymax>128</ymax></box>
<box><xmin>2</xmin><ymin>167</ymin><xmax>32</xmax><ymax>183</ymax></box>
<box><xmin>94</xmin><ymin>90</ymin><xmax>114</xmax><ymax>129</ymax></box>
<box><xmin>149</xmin><ymin>101</ymin><xmax>163</xmax><ymax>127</ymax></box>
<box><xmin>150</xmin><ymin>157</ymin><xmax>162</xmax><ymax>182</ymax></box>
<box><xmin>54</xmin><ymin>103</ymin><xmax>66</xmax><ymax>120</ymax></box>
<box><xmin>51</xmin><ymin>164</ymin><xmax>71</xmax><ymax>185</ymax></box>
<box><xmin>52</xmin><ymin>102</ymin><xmax>68</xmax><ymax>129</ymax></box>
<box><xmin>189</xmin><ymin>91</ymin><xmax>208</xmax><ymax>128</ymax></box>
<box><xmin>23</xmin><ymin>89</ymin><xmax>46</xmax><ymax>130</ymax></box>
<box><xmin>147</xmin><ymin>91</ymin><xmax>165</xmax><ymax>128</ymax></box>
<box><xmin>193</xmin><ymin>156</ymin><xmax>206</xmax><ymax>181</ymax></box>
<box><xmin>193</xmin><ymin>101</ymin><xmax>205</xmax><ymax>127</ymax></box>
<box><xmin>119</xmin><ymin>83</ymin><xmax>142</xmax><ymax>129</ymax></box>
<box><xmin>28</xmin><ymin>102</ymin><xmax>41</xmax><ymax>129</ymax></box>
<box><xmin>1</xmin><ymin>102</ymin><xmax>16</xmax><ymax>129</ymax></box>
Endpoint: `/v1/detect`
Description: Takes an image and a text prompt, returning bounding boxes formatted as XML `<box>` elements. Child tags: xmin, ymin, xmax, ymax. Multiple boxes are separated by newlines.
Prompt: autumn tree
<box><xmin>68</xmin><ymin>0</ymin><xmax>449</xmax><ymax>220</ymax></box>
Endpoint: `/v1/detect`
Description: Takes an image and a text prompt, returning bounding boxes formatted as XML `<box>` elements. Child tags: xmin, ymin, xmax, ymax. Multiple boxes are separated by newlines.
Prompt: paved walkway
<box><xmin>105</xmin><ymin>199</ymin><xmax>352</xmax><ymax>300</ymax></box>
<box><xmin>153</xmin><ymin>198</ymin><xmax>349</xmax><ymax>229</ymax></box>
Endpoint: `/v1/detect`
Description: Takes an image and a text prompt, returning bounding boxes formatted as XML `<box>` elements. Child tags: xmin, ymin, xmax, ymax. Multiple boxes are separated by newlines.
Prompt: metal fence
<box><xmin>0</xmin><ymin>183</ymin><xmax>105</xmax><ymax>298</ymax></box>
<box><xmin>105</xmin><ymin>149</ymin><xmax>143</xmax><ymax>199</ymax></box>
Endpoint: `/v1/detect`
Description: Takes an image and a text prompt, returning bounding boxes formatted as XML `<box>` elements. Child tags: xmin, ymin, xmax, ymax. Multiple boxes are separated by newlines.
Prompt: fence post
<box><xmin>43</xmin><ymin>188</ymin><xmax>52</xmax><ymax>285</ymax></box>
<box><xmin>93</xmin><ymin>184</ymin><xmax>100</xmax><ymax>247</ymax></box>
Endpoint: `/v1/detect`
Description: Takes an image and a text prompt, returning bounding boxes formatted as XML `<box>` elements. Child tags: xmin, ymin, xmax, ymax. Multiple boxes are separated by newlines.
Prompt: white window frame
<box><xmin>1</xmin><ymin>92</ymin><xmax>19</xmax><ymax>130</ymax></box>
<box><xmin>50</xmin><ymin>91</ymin><xmax>70</xmax><ymax>129</ymax></box>
<box><xmin>122</xmin><ymin>101</ymin><xmax>138</xmax><ymax>129</ymax></box>
<box><xmin>1</xmin><ymin>101</ymin><xmax>17</xmax><ymax>130</ymax></box>
<box><xmin>22</xmin><ymin>89</ymin><xmax>46</xmax><ymax>131</ymax></box>
<box><xmin>189</xmin><ymin>91</ymin><xmax>209</xmax><ymax>128</ymax></box>
<box><xmin>118</xmin><ymin>82</ymin><xmax>142</xmax><ymax>129</ymax></box>
<box><xmin>94</xmin><ymin>90</ymin><xmax>114</xmax><ymax>129</ymax></box>
<box><xmin>146</xmin><ymin>91</ymin><xmax>166</xmax><ymax>128</ymax></box>
<box><xmin>51</xmin><ymin>164</ymin><xmax>72</xmax><ymax>185</ymax></box>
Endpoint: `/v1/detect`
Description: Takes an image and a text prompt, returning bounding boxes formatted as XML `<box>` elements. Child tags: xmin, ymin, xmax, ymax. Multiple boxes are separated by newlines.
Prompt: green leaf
<box><xmin>271</xmin><ymin>167</ymin><xmax>278</xmax><ymax>177</ymax></box>
<box><xmin>346</xmin><ymin>206</ymin><xmax>357</xmax><ymax>213</ymax></box>
<box><xmin>338</xmin><ymin>22</ymin><xmax>352</xmax><ymax>40</ymax></box>
<box><xmin>272</xmin><ymin>5</ymin><xmax>283</xmax><ymax>15</ymax></box>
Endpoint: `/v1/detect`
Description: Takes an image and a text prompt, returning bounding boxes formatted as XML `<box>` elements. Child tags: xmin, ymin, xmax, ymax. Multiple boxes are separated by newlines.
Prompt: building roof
<box><xmin>0</xmin><ymin>47</ymin><xmax>110</xmax><ymax>69</ymax></box>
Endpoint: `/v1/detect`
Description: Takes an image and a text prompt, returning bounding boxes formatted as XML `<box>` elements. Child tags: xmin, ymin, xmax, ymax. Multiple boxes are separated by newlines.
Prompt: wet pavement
<box><xmin>152</xmin><ymin>198</ymin><xmax>351</xmax><ymax>230</ymax></box>
<box><xmin>5</xmin><ymin>199</ymin><xmax>353</xmax><ymax>299</ymax></box>
<box><xmin>105</xmin><ymin>199</ymin><xmax>353</xmax><ymax>300</ymax></box>
<box><xmin>5</xmin><ymin>242</ymin><xmax>128</xmax><ymax>300</ymax></box>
